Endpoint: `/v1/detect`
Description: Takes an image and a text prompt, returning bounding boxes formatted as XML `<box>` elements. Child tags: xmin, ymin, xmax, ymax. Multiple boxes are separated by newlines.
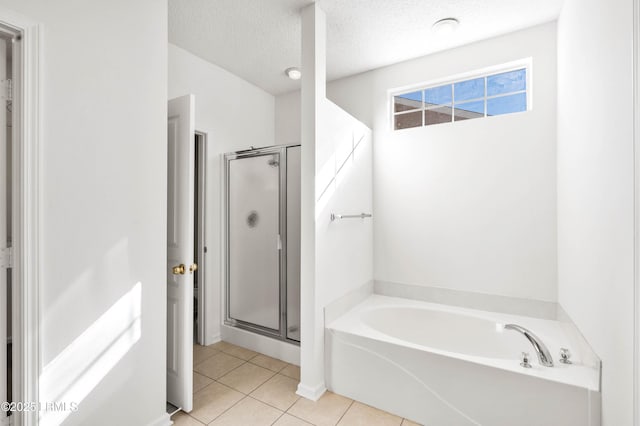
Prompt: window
<box><xmin>392</xmin><ymin>66</ymin><xmax>529</xmax><ymax>130</ymax></box>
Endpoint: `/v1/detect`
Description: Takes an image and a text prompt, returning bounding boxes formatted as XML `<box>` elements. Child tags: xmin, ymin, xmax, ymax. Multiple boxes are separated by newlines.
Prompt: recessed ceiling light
<box><xmin>285</xmin><ymin>67</ymin><xmax>301</xmax><ymax>80</ymax></box>
<box><xmin>432</xmin><ymin>18</ymin><xmax>459</xmax><ymax>36</ymax></box>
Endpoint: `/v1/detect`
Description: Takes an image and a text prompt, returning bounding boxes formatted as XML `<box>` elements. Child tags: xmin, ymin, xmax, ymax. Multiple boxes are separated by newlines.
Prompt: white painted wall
<box><xmin>277</xmin><ymin>22</ymin><xmax>558</xmax><ymax>302</ymax></box>
<box><xmin>556</xmin><ymin>0</ymin><xmax>635</xmax><ymax>424</ymax></box>
<box><xmin>0</xmin><ymin>1</ymin><xmax>168</xmax><ymax>425</ymax></box>
<box><xmin>168</xmin><ymin>44</ymin><xmax>275</xmax><ymax>344</ymax></box>
<box><xmin>316</xmin><ymin>100</ymin><xmax>373</xmax><ymax>312</ymax></box>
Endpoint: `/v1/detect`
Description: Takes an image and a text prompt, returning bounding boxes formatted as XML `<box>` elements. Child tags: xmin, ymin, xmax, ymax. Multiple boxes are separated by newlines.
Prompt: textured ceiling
<box><xmin>169</xmin><ymin>0</ymin><xmax>564</xmax><ymax>95</ymax></box>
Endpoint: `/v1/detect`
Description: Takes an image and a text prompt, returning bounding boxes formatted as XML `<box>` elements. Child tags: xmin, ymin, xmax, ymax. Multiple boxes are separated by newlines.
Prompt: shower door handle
<box><xmin>277</xmin><ymin>234</ymin><xmax>282</xmax><ymax>250</ymax></box>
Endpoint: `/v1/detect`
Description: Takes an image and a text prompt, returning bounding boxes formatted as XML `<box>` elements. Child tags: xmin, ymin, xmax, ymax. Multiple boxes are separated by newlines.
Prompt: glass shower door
<box><xmin>228</xmin><ymin>153</ymin><xmax>281</xmax><ymax>331</ymax></box>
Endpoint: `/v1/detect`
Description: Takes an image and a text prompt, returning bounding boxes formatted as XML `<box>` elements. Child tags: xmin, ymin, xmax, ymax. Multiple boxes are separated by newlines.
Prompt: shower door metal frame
<box><xmin>223</xmin><ymin>143</ymin><xmax>300</xmax><ymax>344</ymax></box>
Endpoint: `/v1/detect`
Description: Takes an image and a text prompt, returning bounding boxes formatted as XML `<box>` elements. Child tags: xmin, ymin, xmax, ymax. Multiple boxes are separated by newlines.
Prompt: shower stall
<box><xmin>224</xmin><ymin>144</ymin><xmax>300</xmax><ymax>343</ymax></box>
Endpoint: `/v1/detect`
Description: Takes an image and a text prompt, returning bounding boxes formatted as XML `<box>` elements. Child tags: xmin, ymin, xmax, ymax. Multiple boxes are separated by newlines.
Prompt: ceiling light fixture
<box><xmin>432</xmin><ymin>17</ymin><xmax>459</xmax><ymax>36</ymax></box>
<box><xmin>285</xmin><ymin>67</ymin><xmax>301</xmax><ymax>80</ymax></box>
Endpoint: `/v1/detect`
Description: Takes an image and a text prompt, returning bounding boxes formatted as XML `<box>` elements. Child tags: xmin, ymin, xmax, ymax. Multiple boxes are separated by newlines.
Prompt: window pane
<box><xmin>394</xmin><ymin>111</ymin><xmax>422</xmax><ymax>130</ymax></box>
<box><xmin>425</xmin><ymin>107</ymin><xmax>452</xmax><ymax>126</ymax></box>
<box><xmin>425</xmin><ymin>85</ymin><xmax>452</xmax><ymax>106</ymax></box>
<box><xmin>487</xmin><ymin>93</ymin><xmax>527</xmax><ymax>116</ymax></box>
<box><xmin>487</xmin><ymin>69</ymin><xmax>526</xmax><ymax>96</ymax></box>
<box><xmin>454</xmin><ymin>78</ymin><xmax>484</xmax><ymax>102</ymax></box>
<box><xmin>454</xmin><ymin>100</ymin><xmax>485</xmax><ymax>121</ymax></box>
<box><xmin>394</xmin><ymin>91</ymin><xmax>423</xmax><ymax>113</ymax></box>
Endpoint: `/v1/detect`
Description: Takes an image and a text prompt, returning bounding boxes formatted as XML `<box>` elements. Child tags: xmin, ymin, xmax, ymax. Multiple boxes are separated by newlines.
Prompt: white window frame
<box><xmin>389</xmin><ymin>57</ymin><xmax>533</xmax><ymax>131</ymax></box>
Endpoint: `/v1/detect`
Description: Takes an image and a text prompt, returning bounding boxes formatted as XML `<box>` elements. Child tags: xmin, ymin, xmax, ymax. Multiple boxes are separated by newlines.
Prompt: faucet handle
<box><xmin>520</xmin><ymin>352</ymin><xmax>532</xmax><ymax>368</ymax></box>
<box><xmin>559</xmin><ymin>348</ymin><xmax>572</xmax><ymax>364</ymax></box>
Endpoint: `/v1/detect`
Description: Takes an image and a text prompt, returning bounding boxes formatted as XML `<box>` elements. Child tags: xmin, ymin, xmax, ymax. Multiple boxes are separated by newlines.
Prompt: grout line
<box><xmin>194</xmin><ymin>360</ymin><xmax>247</xmax><ymax>386</ymax></box>
<box><xmin>278</xmin><ymin>365</ymin><xmax>301</xmax><ymax>381</ymax></box>
<box><xmin>281</xmin><ymin>411</ymin><xmax>316</xmax><ymax>425</ymax></box>
<box><xmin>170</xmin><ymin>411</ymin><xmax>206</xmax><ymax>426</ymax></box>
<box><xmin>191</xmin><ymin>379</ymin><xmax>218</xmax><ymax>396</ymax></box>
<box><xmin>192</xmin><ymin>346</ymin><xmax>221</xmax><ymax>367</ymax></box>
<box><xmin>216</xmin><ymin>341</ymin><xmax>261</xmax><ymax>362</ymax></box>
<box><xmin>334</xmin><ymin>400</ymin><xmax>355</xmax><ymax>426</ymax></box>
<box><xmin>247</xmin><ymin>385</ymin><xmax>301</xmax><ymax>414</ymax></box>
<box><xmin>235</xmin><ymin>370</ymin><xmax>277</xmax><ymax>395</ymax></box>
<box><xmin>205</xmin><ymin>394</ymin><xmax>250</xmax><ymax>424</ymax></box>
<box><xmin>270</xmin><ymin>410</ymin><xmax>286</xmax><ymax>426</ymax></box>
<box><xmin>187</xmin><ymin>413</ymin><xmax>205</xmax><ymax>425</ymax></box>
<box><xmin>281</xmin><ymin>391</ymin><xmax>302</xmax><ymax>412</ymax></box>
<box><xmin>215</xmin><ymin>360</ymin><xmax>250</xmax><ymax>383</ymax></box>
<box><xmin>247</xmin><ymin>357</ymin><xmax>289</xmax><ymax>373</ymax></box>
<box><xmin>246</xmin><ymin>395</ymin><xmax>286</xmax><ymax>414</ymax></box>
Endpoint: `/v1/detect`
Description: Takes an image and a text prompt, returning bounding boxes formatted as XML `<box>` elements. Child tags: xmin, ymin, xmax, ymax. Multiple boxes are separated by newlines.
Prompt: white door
<box><xmin>167</xmin><ymin>95</ymin><xmax>195</xmax><ymax>412</ymax></box>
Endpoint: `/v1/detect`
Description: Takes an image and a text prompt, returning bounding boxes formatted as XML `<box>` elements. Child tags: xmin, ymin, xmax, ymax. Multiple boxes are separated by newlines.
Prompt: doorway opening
<box><xmin>0</xmin><ymin>13</ymin><xmax>41</xmax><ymax>426</ymax></box>
<box><xmin>1</xmin><ymin>28</ymin><xmax>14</xmax><ymax>426</ymax></box>
<box><xmin>194</xmin><ymin>131</ymin><xmax>206</xmax><ymax>345</ymax></box>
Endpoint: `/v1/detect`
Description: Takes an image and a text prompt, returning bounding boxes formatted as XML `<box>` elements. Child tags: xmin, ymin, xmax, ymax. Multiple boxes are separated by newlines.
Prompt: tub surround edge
<box><xmin>375</xmin><ymin>280</ymin><xmax>558</xmax><ymax>320</ymax></box>
<box><xmin>556</xmin><ymin>303</ymin><xmax>602</xmax><ymax>375</ymax></box>
<box><xmin>324</xmin><ymin>279</ymin><xmax>374</xmax><ymax>325</ymax></box>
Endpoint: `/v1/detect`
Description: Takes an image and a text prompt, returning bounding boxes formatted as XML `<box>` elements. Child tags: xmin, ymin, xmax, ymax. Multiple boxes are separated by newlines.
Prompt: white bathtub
<box><xmin>326</xmin><ymin>295</ymin><xmax>601</xmax><ymax>426</ymax></box>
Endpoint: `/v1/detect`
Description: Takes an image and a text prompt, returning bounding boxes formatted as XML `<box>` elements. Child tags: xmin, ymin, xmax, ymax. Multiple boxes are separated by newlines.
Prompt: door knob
<box><xmin>189</xmin><ymin>263</ymin><xmax>198</xmax><ymax>273</ymax></box>
<box><xmin>172</xmin><ymin>264</ymin><xmax>186</xmax><ymax>275</ymax></box>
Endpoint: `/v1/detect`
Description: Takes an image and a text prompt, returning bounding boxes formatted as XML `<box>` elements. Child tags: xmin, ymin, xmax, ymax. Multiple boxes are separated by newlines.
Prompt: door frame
<box><xmin>194</xmin><ymin>131</ymin><xmax>207</xmax><ymax>345</ymax></box>
<box><xmin>0</xmin><ymin>7</ymin><xmax>41</xmax><ymax>426</ymax></box>
<box><xmin>634</xmin><ymin>0</ymin><xmax>640</xmax><ymax>422</ymax></box>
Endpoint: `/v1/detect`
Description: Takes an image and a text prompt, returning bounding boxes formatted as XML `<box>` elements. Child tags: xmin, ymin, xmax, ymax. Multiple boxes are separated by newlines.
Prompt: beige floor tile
<box><xmin>250</xmin><ymin>354</ymin><xmax>288</xmax><ymax>372</ymax></box>
<box><xmin>287</xmin><ymin>391</ymin><xmax>353</xmax><ymax>426</ymax></box>
<box><xmin>189</xmin><ymin>382</ymin><xmax>244</xmax><ymax>424</ymax></box>
<box><xmin>193</xmin><ymin>343</ymin><xmax>219</xmax><ymax>365</ymax></box>
<box><xmin>194</xmin><ymin>352</ymin><xmax>245</xmax><ymax>379</ymax></box>
<box><xmin>209</xmin><ymin>341</ymin><xmax>232</xmax><ymax>351</ymax></box>
<box><xmin>217</xmin><ymin>362</ymin><xmax>275</xmax><ymax>394</ymax></box>
<box><xmin>209</xmin><ymin>396</ymin><xmax>282</xmax><ymax>426</ymax></box>
<box><xmin>279</xmin><ymin>364</ymin><xmax>300</xmax><ymax>380</ymax></box>
<box><xmin>250</xmin><ymin>373</ymin><xmax>300</xmax><ymax>411</ymax></box>
<box><xmin>219</xmin><ymin>342</ymin><xmax>259</xmax><ymax>360</ymax></box>
<box><xmin>273</xmin><ymin>413</ymin><xmax>314</xmax><ymax>425</ymax></box>
<box><xmin>401</xmin><ymin>419</ymin><xmax>422</xmax><ymax>426</ymax></box>
<box><xmin>193</xmin><ymin>371</ymin><xmax>213</xmax><ymax>393</ymax></box>
<box><xmin>337</xmin><ymin>401</ymin><xmax>403</xmax><ymax>426</ymax></box>
<box><xmin>170</xmin><ymin>411</ymin><xmax>205</xmax><ymax>426</ymax></box>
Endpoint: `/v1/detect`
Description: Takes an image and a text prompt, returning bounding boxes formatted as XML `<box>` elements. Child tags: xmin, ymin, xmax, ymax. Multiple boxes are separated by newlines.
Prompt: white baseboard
<box><xmin>296</xmin><ymin>382</ymin><xmax>326</xmax><ymax>401</ymax></box>
<box><xmin>147</xmin><ymin>413</ymin><xmax>172</xmax><ymax>426</ymax></box>
<box><xmin>203</xmin><ymin>332</ymin><xmax>221</xmax><ymax>346</ymax></box>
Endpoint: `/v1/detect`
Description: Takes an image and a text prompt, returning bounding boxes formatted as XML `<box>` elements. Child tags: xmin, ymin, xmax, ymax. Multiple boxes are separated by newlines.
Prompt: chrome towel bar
<box><xmin>330</xmin><ymin>213</ymin><xmax>372</xmax><ymax>221</ymax></box>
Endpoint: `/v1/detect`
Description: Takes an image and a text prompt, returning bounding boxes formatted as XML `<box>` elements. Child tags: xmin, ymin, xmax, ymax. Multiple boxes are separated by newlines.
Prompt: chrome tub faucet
<box><xmin>504</xmin><ymin>324</ymin><xmax>554</xmax><ymax>367</ymax></box>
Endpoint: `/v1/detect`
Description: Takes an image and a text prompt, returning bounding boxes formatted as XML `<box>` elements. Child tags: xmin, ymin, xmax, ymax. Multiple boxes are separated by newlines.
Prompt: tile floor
<box><xmin>171</xmin><ymin>341</ymin><xmax>422</xmax><ymax>426</ymax></box>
